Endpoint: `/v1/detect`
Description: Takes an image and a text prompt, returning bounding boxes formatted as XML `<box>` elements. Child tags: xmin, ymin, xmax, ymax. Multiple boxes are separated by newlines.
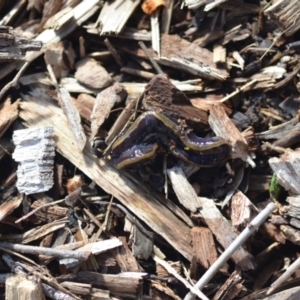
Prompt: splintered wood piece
<box><xmin>0</xmin><ymin>0</ymin><xmax>100</xmax><ymax>81</ymax></box>
<box><xmin>157</xmin><ymin>35</ymin><xmax>228</xmax><ymax>81</ymax></box>
<box><xmin>76</xmin><ymin>238</ymin><xmax>122</xmax><ymax>255</ymax></box>
<box><xmin>96</xmin><ymin>0</ymin><xmax>140</xmax><ymax>35</ymax></box>
<box><xmin>167</xmin><ymin>166</ymin><xmax>202</xmax><ymax>212</ymax></box>
<box><xmin>197</xmin><ymin>197</ymin><xmax>255</xmax><ymax>270</ymax></box>
<box><xmin>212</xmin><ymin>271</ymin><xmax>244</xmax><ymax>300</ymax></box>
<box><xmin>113</xmin><ymin>236</ymin><xmax>141</xmax><ymax>272</ymax></box>
<box><xmin>44</xmin><ymin>41</ymin><xmax>75</xmax><ymax>78</ymax></box>
<box><xmin>122</xmin><ymin>80</ymin><xmax>203</xmax><ymax>95</ymax></box>
<box><xmin>0</xmin><ymin>97</ymin><xmax>19</xmax><ymax>138</ymax></box>
<box><xmin>0</xmin><ymin>26</ymin><xmax>43</xmax><ymax>59</ymax></box>
<box><xmin>90</xmin><ymin>83</ymin><xmax>127</xmax><ymax>141</ymax></box>
<box><xmin>208</xmin><ymin>105</ymin><xmax>249</xmax><ymax>163</ymax></box>
<box><xmin>265</xmin><ymin>0</ymin><xmax>300</xmax><ymax>37</ymax></box>
<box><xmin>152</xmin><ymin>252</ymin><xmax>209</xmax><ymax>300</ymax></box>
<box><xmin>0</xmin><ymin>218</ymin><xmax>68</xmax><ymax>244</ymax></box>
<box><xmin>12</xmin><ymin>126</ymin><xmax>55</xmax><ymax>195</ymax></box>
<box><xmin>151</xmin><ymin>280</ymin><xmax>181</xmax><ymax>300</ymax></box>
<box><xmin>29</xmin><ymin>200</ymin><xmax>68</xmax><ymax>224</ymax></box>
<box><xmin>57</xmin><ymin>87</ymin><xmax>87</xmax><ymax>152</ymax></box>
<box><xmin>0</xmin><ymin>241</ymin><xmax>91</xmax><ymax>261</ymax></box>
<box><xmin>60</xmin><ymin>282</ymin><xmax>91</xmax><ymax>296</ymax></box>
<box><xmin>75</xmin><ymin>57</ymin><xmax>112</xmax><ymax>90</ymax></box>
<box><xmin>143</xmin><ymin>74</ymin><xmax>208</xmax><ymax>127</ymax></box>
<box><xmin>280</xmin><ymin>224</ymin><xmax>300</xmax><ymax>245</ymax></box>
<box><xmin>213</xmin><ymin>44</ymin><xmax>226</xmax><ymax>64</ymax></box>
<box><xmin>0</xmin><ymin>195</ymin><xmax>23</xmax><ymax>222</ymax></box>
<box><xmin>119</xmin><ymin>34</ymin><xmax>228</xmax><ymax>81</ymax></box>
<box><xmin>5</xmin><ymin>273</ymin><xmax>45</xmax><ymax>300</ymax></box>
<box><xmin>77</xmin><ymin>271</ymin><xmax>146</xmax><ymax>295</ymax></box>
<box><xmin>20</xmin><ymin>92</ymin><xmax>194</xmax><ymax>261</ymax></box>
<box><xmin>231</xmin><ymin>191</ymin><xmax>253</xmax><ymax>227</ymax></box>
<box><xmin>256</xmin><ymin>117</ymin><xmax>300</xmax><ymax>140</ymax></box>
<box><xmin>105</xmin><ymin>96</ymin><xmax>138</xmax><ymax>145</ymax></box>
<box><xmin>151</xmin><ymin>10</ymin><xmax>161</xmax><ymax>56</ymax></box>
<box><xmin>191</xmin><ymin>227</ymin><xmax>218</xmax><ymax>269</ymax></box>
<box><xmin>269</xmin><ymin>149</ymin><xmax>300</xmax><ymax>195</ymax></box>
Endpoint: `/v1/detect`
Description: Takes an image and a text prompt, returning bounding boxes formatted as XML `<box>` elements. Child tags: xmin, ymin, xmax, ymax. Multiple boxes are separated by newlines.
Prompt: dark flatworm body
<box><xmin>110</xmin><ymin>111</ymin><xmax>230</xmax><ymax>169</ymax></box>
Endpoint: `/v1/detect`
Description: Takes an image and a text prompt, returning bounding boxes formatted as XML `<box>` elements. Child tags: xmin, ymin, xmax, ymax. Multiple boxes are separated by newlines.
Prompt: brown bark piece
<box><xmin>191</xmin><ymin>226</ymin><xmax>218</xmax><ymax>269</ymax></box>
<box><xmin>209</xmin><ymin>105</ymin><xmax>248</xmax><ymax>161</ymax></box>
<box><xmin>20</xmin><ymin>94</ymin><xmax>194</xmax><ymax>261</ymax></box>
<box><xmin>113</xmin><ymin>236</ymin><xmax>141</xmax><ymax>272</ymax></box>
<box><xmin>90</xmin><ymin>83</ymin><xmax>127</xmax><ymax>141</ymax></box>
<box><xmin>75</xmin><ymin>57</ymin><xmax>113</xmax><ymax>89</ymax></box>
<box><xmin>44</xmin><ymin>41</ymin><xmax>75</xmax><ymax>78</ymax></box>
<box><xmin>143</xmin><ymin>74</ymin><xmax>208</xmax><ymax>127</ymax></box>
<box><xmin>0</xmin><ymin>97</ymin><xmax>19</xmax><ymax>138</ymax></box>
<box><xmin>269</xmin><ymin>149</ymin><xmax>300</xmax><ymax>195</ymax></box>
<box><xmin>74</xmin><ymin>93</ymin><xmax>95</xmax><ymax>121</ymax></box>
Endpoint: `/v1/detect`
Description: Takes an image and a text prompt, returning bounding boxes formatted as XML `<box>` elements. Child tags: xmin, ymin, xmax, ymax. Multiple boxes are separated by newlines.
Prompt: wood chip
<box><xmin>191</xmin><ymin>227</ymin><xmax>218</xmax><ymax>269</ymax></box>
<box><xmin>96</xmin><ymin>0</ymin><xmax>141</xmax><ymax>35</ymax></box>
<box><xmin>197</xmin><ymin>197</ymin><xmax>255</xmax><ymax>270</ymax></box>
<box><xmin>44</xmin><ymin>41</ymin><xmax>75</xmax><ymax>78</ymax></box>
<box><xmin>208</xmin><ymin>105</ymin><xmax>249</xmax><ymax>163</ymax></box>
<box><xmin>231</xmin><ymin>191</ymin><xmax>253</xmax><ymax>227</ymax></box>
<box><xmin>57</xmin><ymin>87</ymin><xmax>87</xmax><ymax>152</ymax></box>
<box><xmin>12</xmin><ymin>126</ymin><xmax>55</xmax><ymax>195</ymax></box>
<box><xmin>269</xmin><ymin>149</ymin><xmax>300</xmax><ymax>195</ymax></box>
<box><xmin>0</xmin><ymin>195</ymin><xmax>23</xmax><ymax>222</ymax></box>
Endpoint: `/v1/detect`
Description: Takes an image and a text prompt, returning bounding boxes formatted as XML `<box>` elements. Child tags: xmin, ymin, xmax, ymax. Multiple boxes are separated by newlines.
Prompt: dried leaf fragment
<box><xmin>142</xmin><ymin>0</ymin><xmax>165</xmax><ymax>15</ymax></box>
